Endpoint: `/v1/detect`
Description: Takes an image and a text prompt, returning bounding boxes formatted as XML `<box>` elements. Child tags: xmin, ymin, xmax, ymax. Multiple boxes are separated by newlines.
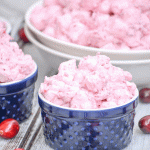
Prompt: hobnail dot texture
<box><xmin>0</xmin><ymin>84</ymin><xmax>35</xmax><ymax>123</ymax></box>
<box><xmin>41</xmin><ymin>110</ymin><xmax>135</xmax><ymax>150</ymax></box>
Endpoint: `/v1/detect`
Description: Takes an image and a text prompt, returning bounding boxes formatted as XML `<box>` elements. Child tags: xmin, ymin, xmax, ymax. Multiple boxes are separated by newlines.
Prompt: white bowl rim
<box><xmin>38</xmin><ymin>88</ymin><xmax>139</xmax><ymax>111</ymax></box>
<box><xmin>0</xmin><ymin>16</ymin><xmax>12</xmax><ymax>34</ymax></box>
<box><xmin>25</xmin><ymin>25</ymin><xmax>150</xmax><ymax>65</ymax></box>
<box><xmin>25</xmin><ymin>0</ymin><xmax>150</xmax><ymax>55</ymax></box>
<box><xmin>0</xmin><ymin>61</ymin><xmax>37</xmax><ymax>85</ymax></box>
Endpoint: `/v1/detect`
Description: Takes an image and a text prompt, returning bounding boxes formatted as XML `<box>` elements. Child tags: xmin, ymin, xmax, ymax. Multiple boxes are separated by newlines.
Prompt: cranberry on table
<box><xmin>139</xmin><ymin>88</ymin><xmax>150</xmax><ymax>103</ymax></box>
<box><xmin>14</xmin><ymin>149</ymin><xmax>24</xmax><ymax>150</ymax></box>
<box><xmin>18</xmin><ymin>27</ymin><xmax>29</xmax><ymax>43</ymax></box>
<box><xmin>0</xmin><ymin>118</ymin><xmax>20</xmax><ymax>139</ymax></box>
<box><xmin>139</xmin><ymin>115</ymin><xmax>150</xmax><ymax>134</ymax></box>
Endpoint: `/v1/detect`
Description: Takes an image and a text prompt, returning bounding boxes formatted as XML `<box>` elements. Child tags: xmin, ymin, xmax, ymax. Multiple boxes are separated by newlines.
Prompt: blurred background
<box><xmin>0</xmin><ymin>0</ymin><xmax>38</xmax><ymax>28</ymax></box>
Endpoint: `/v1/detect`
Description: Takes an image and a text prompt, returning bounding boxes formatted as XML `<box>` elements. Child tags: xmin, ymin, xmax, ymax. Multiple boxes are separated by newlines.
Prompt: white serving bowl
<box><xmin>25</xmin><ymin>0</ymin><xmax>150</xmax><ymax>60</ymax></box>
<box><xmin>0</xmin><ymin>16</ymin><xmax>12</xmax><ymax>34</ymax></box>
<box><xmin>24</xmin><ymin>25</ymin><xmax>150</xmax><ymax>88</ymax></box>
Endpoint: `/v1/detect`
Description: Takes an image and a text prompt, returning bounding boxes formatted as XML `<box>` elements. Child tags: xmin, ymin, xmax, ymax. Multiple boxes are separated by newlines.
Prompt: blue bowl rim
<box><xmin>0</xmin><ymin>62</ymin><xmax>38</xmax><ymax>94</ymax></box>
<box><xmin>38</xmin><ymin>88</ymin><xmax>139</xmax><ymax>112</ymax></box>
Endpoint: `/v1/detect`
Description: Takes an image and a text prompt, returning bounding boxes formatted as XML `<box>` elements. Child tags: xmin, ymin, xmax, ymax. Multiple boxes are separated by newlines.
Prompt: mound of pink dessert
<box><xmin>0</xmin><ymin>28</ymin><xmax>36</xmax><ymax>83</ymax></box>
<box><xmin>30</xmin><ymin>0</ymin><xmax>150</xmax><ymax>50</ymax></box>
<box><xmin>39</xmin><ymin>53</ymin><xmax>137</xmax><ymax>109</ymax></box>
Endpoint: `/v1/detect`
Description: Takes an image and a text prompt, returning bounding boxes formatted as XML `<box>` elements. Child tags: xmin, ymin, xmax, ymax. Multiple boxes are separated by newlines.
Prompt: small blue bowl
<box><xmin>0</xmin><ymin>63</ymin><xmax>38</xmax><ymax>123</ymax></box>
<box><xmin>38</xmin><ymin>89</ymin><xmax>139</xmax><ymax>150</ymax></box>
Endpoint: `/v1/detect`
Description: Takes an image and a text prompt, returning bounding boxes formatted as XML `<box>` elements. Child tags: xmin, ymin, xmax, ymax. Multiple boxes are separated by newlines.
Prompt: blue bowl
<box><xmin>0</xmin><ymin>63</ymin><xmax>38</xmax><ymax>123</ymax></box>
<box><xmin>38</xmin><ymin>89</ymin><xmax>139</xmax><ymax>150</ymax></box>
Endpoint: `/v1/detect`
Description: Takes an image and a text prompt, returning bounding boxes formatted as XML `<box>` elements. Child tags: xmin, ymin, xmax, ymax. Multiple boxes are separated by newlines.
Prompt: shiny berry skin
<box><xmin>139</xmin><ymin>115</ymin><xmax>150</xmax><ymax>134</ymax></box>
<box><xmin>139</xmin><ymin>88</ymin><xmax>150</xmax><ymax>103</ymax></box>
<box><xmin>14</xmin><ymin>149</ymin><xmax>24</xmax><ymax>150</ymax></box>
<box><xmin>18</xmin><ymin>27</ymin><xmax>29</xmax><ymax>43</ymax></box>
<box><xmin>0</xmin><ymin>118</ymin><xmax>20</xmax><ymax>139</ymax></box>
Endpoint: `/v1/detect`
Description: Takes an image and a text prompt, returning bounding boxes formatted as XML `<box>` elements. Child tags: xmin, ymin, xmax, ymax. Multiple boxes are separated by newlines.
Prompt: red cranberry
<box><xmin>14</xmin><ymin>149</ymin><xmax>24</xmax><ymax>150</ymax></box>
<box><xmin>0</xmin><ymin>118</ymin><xmax>20</xmax><ymax>139</ymax></box>
<box><xmin>18</xmin><ymin>27</ymin><xmax>29</xmax><ymax>43</ymax></box>
<box><xmin>139</xmin><ymin>115</ymin><xmax>150</xmax><ymax>134</ymax></box>
<box><xmin>139</xmin><ymin>88</ymin><xmax>150</xmax><ymax>103</ymax></box>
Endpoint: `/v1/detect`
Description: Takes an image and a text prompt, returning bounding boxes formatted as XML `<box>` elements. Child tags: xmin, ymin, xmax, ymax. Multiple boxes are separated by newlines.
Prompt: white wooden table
<box><xmin>0</xmin><ymin>1</ymin><xmax>150</xmax><ymax>149</ymax></box>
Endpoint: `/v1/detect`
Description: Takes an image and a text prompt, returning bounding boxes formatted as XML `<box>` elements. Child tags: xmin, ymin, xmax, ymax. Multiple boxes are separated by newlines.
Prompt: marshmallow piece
<box><xmin>57</xmin><ymin>0</ymin><xmax>81</xmax><ymax>10</ymax></box>
<box><xmin>110</xmin><ymin>0</ymin><xmax>132</xmax><ymax>15</ymax></box>
<box><xmin>134</xmin><ymin>0</ymin><xmax>150</xmax><ymax>12</ymax></box>
<box><xmin>101</xmin><ymin>43</ymin><xmax>117</xmax><ymax>50</ymax></box>
<box><xmin>43</xmin><ymin>26</ymin><xmax>55</xmax><ymax>37</ymax></box>
<box><xmin>81</xmin><ymin>0</ymin><xmax>100</xmax><ymax>11</ymax></box>
<box><xmin>67</xmin><ymin>22</ymin><xmax>88</xmax><ymax>44</ymax></box>
<box><xmin>57</xmin><ymin>13</ymin><xmax>72</xmax><ymax>34</ymax></box>
<box><xmin>70</xmin><ymin>90</ymin><xmax>97</xmax><ymax>109</ymax></box>
<box><xmin>43</xmin><ymin>0</ymin><xmax>58</xmax><ymax>7</ymax></box>
<box><xmin>97</xmin><ymin>0</ymin><xmax>111</xmax><ymax>14</ymax></box>
<box><xmin>100</xmin><ymin>101</ymin><xmax>117</xmax><ymax>109</ymax></box>
<box><xmin>30</xmin><ymin>6</ymin><xmax>49</xmax><ymax>31</ymax></box>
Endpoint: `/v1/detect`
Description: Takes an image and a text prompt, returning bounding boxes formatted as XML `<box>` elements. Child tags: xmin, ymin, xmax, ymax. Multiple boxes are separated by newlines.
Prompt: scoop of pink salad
<box><xmin>30</xmin><ymin>0</ymin><xmax>150</xmax><ymax>50</ymax></box>
<box><xmin>0</xmin><ymin>28</ymin><xmax>36</xmax><ymax>83</ymax></box>
<box><xmin>39</xmin><ymin>53</ymin><xmax>137</xmax><ymax>109</ymax></box>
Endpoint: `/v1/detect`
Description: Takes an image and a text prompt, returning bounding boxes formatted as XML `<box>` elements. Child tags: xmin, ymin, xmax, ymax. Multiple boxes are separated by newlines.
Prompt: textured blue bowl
<box><xmin>0</xmin><ymin>63</ymin><xmax>38</xmax><ymax>123</ymax></box>
<box><xmin>38</xmin><ymin>89</ymin><xmax>138</xmax><ymax>150</ymax></box>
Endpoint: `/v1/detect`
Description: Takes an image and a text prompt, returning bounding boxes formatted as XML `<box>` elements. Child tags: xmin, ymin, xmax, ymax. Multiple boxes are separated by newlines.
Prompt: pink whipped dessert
<box><xmin>0</xmin><ymin>28</ymin><xmax>36</xmax><ymax>83</ymax></box>
<box><xmin>30</xmin><ymin>0</ymin><xmax>150</xmax><ymax>50</ymax></box>
<box><xmin>39</xmin><ymin>53</ymin><xmax>137</xmax><ymax>109</ymax></box>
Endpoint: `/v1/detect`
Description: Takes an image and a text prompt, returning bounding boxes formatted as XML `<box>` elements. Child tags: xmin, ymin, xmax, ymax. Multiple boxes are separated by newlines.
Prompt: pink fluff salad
<box><xmin>0</xmin><ymin>28</ymin><xmax>36</xmax><ymax>83</ymax></box>
<box><xmin>39</xmin><ymin>54</ymin><xmax>137</xmax><ymax>109</ymax></box>
<box><xmin>30</xmin><ymin>0</ymin><xmax>150</xmax><ymax>50</ymax></box>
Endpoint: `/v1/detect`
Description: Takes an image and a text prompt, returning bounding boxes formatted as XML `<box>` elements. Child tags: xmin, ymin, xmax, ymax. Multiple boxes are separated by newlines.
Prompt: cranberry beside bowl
<box><xmin>38</xmin><ymin>88</ymin><xmax>138</xmax><ymax>150</ymax></box>
<box><xmin>0</xmin><ymin>62</ymin><xmax>38</xmax><ymax>123</ymax></box>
